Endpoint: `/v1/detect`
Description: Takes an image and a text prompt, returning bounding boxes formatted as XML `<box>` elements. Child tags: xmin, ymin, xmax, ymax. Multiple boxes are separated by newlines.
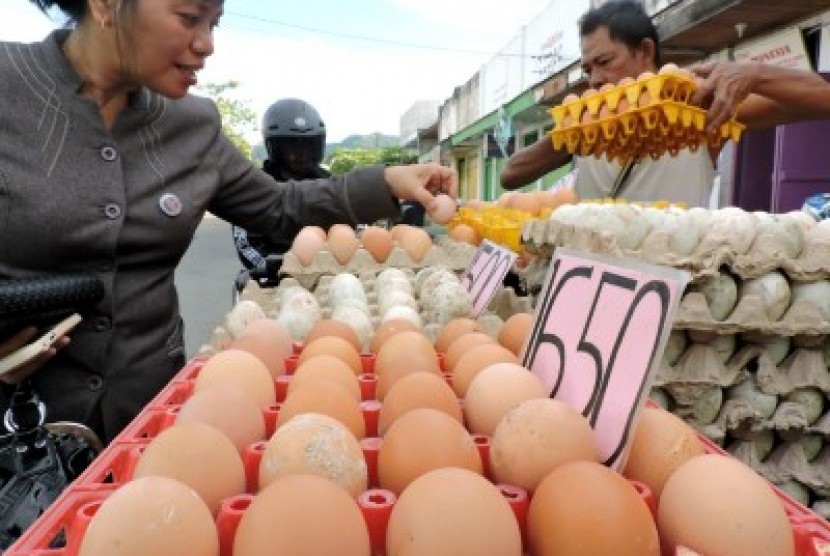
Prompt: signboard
<box><xmin>461</xmin><ymin>240</ymin><xmax>519</xmax><ymax>317</ymax></box>
<box><xmin>734</xmin><ymin>27</ymin><xmax>813</xmax><ymax>71</ymax></box>
<box><xmin>520</xmin><ymin>249</ymin><xmax>689</xmax><ymax>470</ymax></box>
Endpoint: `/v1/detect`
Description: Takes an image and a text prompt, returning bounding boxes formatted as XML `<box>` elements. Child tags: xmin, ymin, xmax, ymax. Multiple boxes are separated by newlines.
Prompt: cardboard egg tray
<box><xmin>521</xmin><ymin>210</ymin><xmax>830</xmax><ymax>283</ymax></box>
<box><xmin>548</xmin><ymin>73</ymin><xmax>745</xmax><ymax>163</ymax></box>
<box><xmin>652</xmin><ymin>335</ymin><xmax>830</xmax><ymax>512</ymax></box>
<box><xmin>279</xmin><ymin>240</ymin><xmax>478</xmax><ymax>289</ymax></box>
<box><xmin>8</xmin><ymin>354</ymin><xmax>830</xmax><ymax>556</ymax></box>
<box><xmin>216</xmin><ymin>271</ymin><xmax>532</xmax><ymax>352</ymax></box>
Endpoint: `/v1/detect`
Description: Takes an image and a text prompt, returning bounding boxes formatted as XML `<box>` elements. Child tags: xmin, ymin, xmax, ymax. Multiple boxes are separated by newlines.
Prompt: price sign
<box><xmin>521</xmin><ymin>248</ymin><xmax>689</xmax><ymax>470</ymax></box>
<box><xmin>461</xmin><ymin>239</ymin><xmax>518</xmax><ymax>317</ymax></box>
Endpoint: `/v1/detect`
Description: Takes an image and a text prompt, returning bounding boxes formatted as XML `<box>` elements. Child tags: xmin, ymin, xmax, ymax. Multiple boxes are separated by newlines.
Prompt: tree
<box><xmin>327</xmin><ymin>146</ymin><xmax>417</xmax><ymax>176</ymax></box>
<box><xmin>198</xmin><ymin>81</ymin><xmax>257</xmax><ymax>160</ymax></box>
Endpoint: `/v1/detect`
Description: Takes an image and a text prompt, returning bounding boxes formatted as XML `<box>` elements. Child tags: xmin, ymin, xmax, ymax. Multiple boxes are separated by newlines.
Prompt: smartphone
<box><xmin>0</xmin><ymin>314</ymin><xmax>82</xmax><ymax>375</ymax></box>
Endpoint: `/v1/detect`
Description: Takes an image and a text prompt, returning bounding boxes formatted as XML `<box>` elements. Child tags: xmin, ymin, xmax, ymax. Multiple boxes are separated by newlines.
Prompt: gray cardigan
<box><xmin>0</xmin><ymin>30</ymin><xmax>400</xmax><ymax>442</ymax></box>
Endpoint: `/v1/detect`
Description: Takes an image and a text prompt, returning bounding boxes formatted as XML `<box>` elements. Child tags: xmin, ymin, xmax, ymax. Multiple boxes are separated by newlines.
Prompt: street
<box><xmin>175</xmin><ymin>216</ymin><xmax>239</xmax><ymax>358</ymax></box>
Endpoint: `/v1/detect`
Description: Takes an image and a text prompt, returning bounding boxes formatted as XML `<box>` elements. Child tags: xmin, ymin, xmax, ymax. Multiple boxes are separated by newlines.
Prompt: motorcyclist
<box><xmin>232</xmin><ymin>98</ymin><xmax>331</xmax><ymax>295</ymax></box>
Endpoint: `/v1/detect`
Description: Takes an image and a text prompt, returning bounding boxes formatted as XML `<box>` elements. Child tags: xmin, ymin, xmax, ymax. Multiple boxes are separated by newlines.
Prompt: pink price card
<box><xmin>520</xmin><ymin>248</ymin><xmax>690</xmax><ymax>470</ymax></box>
<box><xmin>460</xmin><ymin>239</ymin><xmax>518</xmax><ymax>317</ymax></box>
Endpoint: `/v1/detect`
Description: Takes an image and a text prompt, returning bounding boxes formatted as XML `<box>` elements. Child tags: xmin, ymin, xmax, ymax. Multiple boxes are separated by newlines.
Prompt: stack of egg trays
<box><xmin>7</xmin><ymin>352</ymin><xmax>830</xmax><ymax>556</ymax></box>
<box><xmin>548</xmin><ymin>72</ymin><xmax>745</xmax><ymax>163</ymax></box>
<box><xmin>517</xmin><ymin>211</ymin><xmax>830</xmax><ymax>516</ymax></box>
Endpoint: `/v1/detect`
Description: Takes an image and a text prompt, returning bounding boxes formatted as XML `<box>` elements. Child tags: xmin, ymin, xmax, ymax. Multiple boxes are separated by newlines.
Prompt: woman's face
<box><xmin>120</xmin><ymin>0</ymin><xmax>222</xmax><ymax>98</ymax></box>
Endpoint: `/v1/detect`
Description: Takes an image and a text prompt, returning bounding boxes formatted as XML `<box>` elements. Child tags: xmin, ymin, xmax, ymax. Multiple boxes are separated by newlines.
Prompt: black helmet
<box><xmin>262</xmin><ymin>98</ymin><xmax>326</xmax><ymax>139</ymax></box>
<box><xmin>262</xmin><ymin>99</ymin><xmax>326</xmax><ymax>178</ymax></box>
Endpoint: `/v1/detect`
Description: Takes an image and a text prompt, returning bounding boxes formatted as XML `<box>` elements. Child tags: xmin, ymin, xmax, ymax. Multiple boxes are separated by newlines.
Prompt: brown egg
<box><xmin>378</xmin><ymin>408</ymin><xmax>482</xmax><ymax>494</ymax></box>
<box><xmin>369</xmin><ymin>318</ymin><xmax>420</xmax><ymax>354</ymax></box>
<box><xmin>360</xmin><ymin>225</ymin><xmax>394</xmax><ymax>262</ymax></box>
<box><xmin>174</xmin><ymin>385</ymin><xmax>266</xmax><ymax>453</ymax></box>
<box><xmin>622</xmin><ymin>406</ymin><xmax>705</xmax><ymax>499</ymax></box>
<box><xmin>234</xmin><ymin>474</ymin><xmax>370</xmax><ymax>556</ymax></box>
<box><xmin>277</xmin><ymin>381</ymin><xmax>365</xmax><ymax>439</ymax></box>
<box><xmin>398</xmin><ymin>227</ymin><xmax>433</xmax><ymax>262</ymax></box>
<box><xmin>78</xmin><ymin>476</ymin><xmax>218</xmax><ymax>556</ymax></box>
<box><xmin>529</xmin><ymin>461</ymin><xmax>660</xmax><ymax>556</ymax></box>
<box><xmin>452</xmin><ymin>344</ymin><xmax>518</xmax><ymax>397</ymax></box>
<box><xmin>497</xmin><ymin>312</ymin><xmax>534</xmax><ymax>356</ymax></box>
<box><xmin>444</xmin><ymin>332</ymin><xmax>496</xmax><ymax>372</ymax></box>
<box><xmin>133</xmin><ymin>423</ymin><xmax>246</xmax><ymax>515</ymax></box>
<box><xmin>298</xmin><ymin>336</ymin><xmax>362</xmax><ymax>375</ymax></box>
<box><xmin>195</xmin><ymin>349</ymin><xmax>276</xmax><ymax>408</ymax></box>
<box><xmin>375</xmin><ymin>331</ymin><xmax>441</xmax><ymax>399</ymax></box>
<box><xmin>379</xmin><ymin>371</ymin><xmax>463</xmax><ymax>435</ymax></box>
<box><xmin>490</xmin><ymin>398</ymin><xmax>599</xmax><ymax>493</ymax></box>
<box><xmin>658</xmin><ymin>454</ymin><xmax>794</xmax><ymax>556</ymax></box>
<box><xmin>386</xmin><ymin>468</ymin><xmax>522</xmax><ymax>556</ymax></box>
<box><xmin>291</xmin><ymin>227</ymin><xmax>326</xmax><ymax>267</ymax></box>
<box><xmin>448</xmin><ymin>224</ymin><xmax>481</xmax><ymax>246</ymax></box>
<box><xmin>375</xmin><ymin>349</ymin><xmax>442</xmax><ymax>401</ymax></box>
<box><xmin>389</xmin><ymin>223</ymin><xmax>412</xmax><ymax>243</ymax></box>
<box><xmin>237</xmin><ymin>318</ymin><xmax>294</xmax><ymax>362</ymax></box>
<box><xmin>259</xmin><ymin>413</ymin><xmax>367</xmax><ymax>497</ymax></box>
<box><xmin>550</xmin><ymin>186</ymin><xmax>579</xmax><ymax>207</ymax></box>
<box><xmin>509</xmin><ymin>193</ymin><xmax>543</xmax><ymax>216</ymax></box>
<box><xmin>327</xmin><ymin>224</ymin><xmax>360</xmax><ymax>265</ymax></box>
<box><xmin>229</xmin><ymin>333</ymin><xmax>288</xmax><ymax>379</ymax></box>
<box><xmin>304</xmin><ymin>319</ymin><xmax>362</xmax><ymax>353</ymax></box>
<box><xmin>463</xmin><ymin>363</ymin><xmax>547</xmax><ymax>435</ymax></box>
<box><xmin>290</xmin><ymin>354</ymin><xmax>361</xmax><ymax>401</ymax></box>
<box><xmin>435</xmin><ymin>318</ymin><xmax>483</xmax><ymax>354</ymax></box>
<box><xmin>428</xmin><ymin>193</ymin><xmax>457</xmax><ymax>224</ymax></box>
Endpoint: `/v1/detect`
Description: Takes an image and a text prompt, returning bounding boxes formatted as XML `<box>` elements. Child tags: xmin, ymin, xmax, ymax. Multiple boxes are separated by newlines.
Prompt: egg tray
<box><xmin>279</xmin><ymin>240</ymin><xmax>478</xmax><ymax>287</ymax></box>
<box><xmin>448</xmin><ymin>208</ymin><xmax>538</xmax><ymax>254</ymax></box>
<box><xmin>654</xmin><ymin>340</ymin><xmax>830</xmax><ymax>432</ymax></box>
<box><xmin>8</xmin><ymin>355</ymin><xmax>830</xmax><ymax>556</ymax></box>
<box><xmin>651</xmin><ymin>334</ymin><xmax>830</xmax><ymax>509</ymax></box>
<box><xmin>214</xmin><ymin>273</ymin><xmax>532</xmax><ymax>353</ymax></box>
<box><xmin>548</xmin><ymin>73</ymin><xmax>745</xmax><ymax>163</ymax></box>
<box><xmin>521</xmin><ymin>210</ymin><xmax>830</xmax><ymax>284</ymax></box>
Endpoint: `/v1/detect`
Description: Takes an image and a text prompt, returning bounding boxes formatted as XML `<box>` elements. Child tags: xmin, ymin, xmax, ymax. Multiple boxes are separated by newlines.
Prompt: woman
<box><xmin>0</xmin><ymin>0</ymin><xmax>456</xmax><ymax>443</ymax></box>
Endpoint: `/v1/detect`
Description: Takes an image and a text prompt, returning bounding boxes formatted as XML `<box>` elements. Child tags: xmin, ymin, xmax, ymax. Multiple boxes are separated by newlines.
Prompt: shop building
<box><xmin>404</xmin><ymin>0</ymin><xmax>830</xmax><ymax>210</ymax></box>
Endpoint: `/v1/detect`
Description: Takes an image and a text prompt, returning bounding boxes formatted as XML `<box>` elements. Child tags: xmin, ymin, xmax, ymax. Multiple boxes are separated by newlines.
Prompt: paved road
<box><xmin>175</xmin><ymin>216</ymin><xmax>239</xmax><ymax>358</ymax></box>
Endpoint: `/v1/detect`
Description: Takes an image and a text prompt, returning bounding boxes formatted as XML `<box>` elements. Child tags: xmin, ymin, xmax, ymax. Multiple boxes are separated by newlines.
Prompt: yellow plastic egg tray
<box><xmin>447</xmin><ymin>206</ymin><xmax>547</xmax><ymax>253</ymax></box>
<box><xmin>549</xmin><ymin>72</ymin><xmax>745</xmax><ymax>163</ymax></box>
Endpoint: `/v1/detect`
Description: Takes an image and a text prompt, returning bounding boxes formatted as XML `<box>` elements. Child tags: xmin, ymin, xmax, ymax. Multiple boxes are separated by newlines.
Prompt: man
<box><xmin>232</xmin><ymin>98</ymin><xmax>331</xmax><ymax>293</ymax></box>
<box><xmin>501</xmin><ymin>0</ymin><xmax>830</xmax><ymax>206</ymax></box>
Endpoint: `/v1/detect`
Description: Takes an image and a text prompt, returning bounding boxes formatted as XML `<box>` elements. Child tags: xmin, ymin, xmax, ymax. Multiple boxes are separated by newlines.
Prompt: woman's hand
<box><xmin>384</xmin><ymin>164</ymin><xmax>458</xmax><ymax>213</ymax></box>
<box><xmin>690</xmin><ymin>60</ymin><xmax>758</xmax><ymax>133</ymax></box>
<box><xmin>0</xmin><ymin>327</ymin><xmax>69</xmax><ymax>384</ymax></box>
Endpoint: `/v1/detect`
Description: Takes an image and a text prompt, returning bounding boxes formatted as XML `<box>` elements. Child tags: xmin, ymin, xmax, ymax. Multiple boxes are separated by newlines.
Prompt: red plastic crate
<box><xmin>7</xmin><ymin>356</ymin><xmax>830</xmax><ymax>555</ymax></box>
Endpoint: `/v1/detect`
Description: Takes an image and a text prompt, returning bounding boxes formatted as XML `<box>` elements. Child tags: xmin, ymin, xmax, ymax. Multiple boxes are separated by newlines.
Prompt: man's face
<box><xmin>580</xmin><ymin>26</ymin><xmax>656</xmax><ymax>89</ymax></box>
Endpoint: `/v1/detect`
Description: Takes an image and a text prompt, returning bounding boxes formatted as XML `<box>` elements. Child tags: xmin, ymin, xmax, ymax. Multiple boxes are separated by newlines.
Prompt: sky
<box><xmin>2</xmin><ymin>0</ymin><xmax>553</xmax><ymax>143</ymax></box>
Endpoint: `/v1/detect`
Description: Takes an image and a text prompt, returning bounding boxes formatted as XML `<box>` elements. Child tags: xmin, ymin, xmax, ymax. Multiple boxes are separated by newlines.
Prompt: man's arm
<box><xmin>500</xmin><ymin>135</ymin><xmax>572</xmax><ymax>190</ymax></box>
<box><xmin>692</xmin><ymin>61</ymin><xmax>830</xmax><ymax>132</ymax></box>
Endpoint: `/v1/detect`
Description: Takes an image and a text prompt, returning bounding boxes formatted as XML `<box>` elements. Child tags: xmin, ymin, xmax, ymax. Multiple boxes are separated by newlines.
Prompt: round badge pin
<box><xmin>159</xmin><ymin>193</ymin><xmax>182</xmax><ymax>217</ymax></box>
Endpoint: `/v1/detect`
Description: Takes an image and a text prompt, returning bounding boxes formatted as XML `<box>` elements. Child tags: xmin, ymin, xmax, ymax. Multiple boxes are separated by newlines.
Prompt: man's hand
<box><xmin>384</xmin><ymin>164</ymin><xmax>458</xmax><ymax>214</ymax></box>
<box><xmin>0</xmin><ymin>327</ymin><xmax>69</xmax><ymax>384</ymax></box>
<box><xmin>690</xmin><ymin>60</ymin><xmax>757</xmax><ymax>133</ymax></box>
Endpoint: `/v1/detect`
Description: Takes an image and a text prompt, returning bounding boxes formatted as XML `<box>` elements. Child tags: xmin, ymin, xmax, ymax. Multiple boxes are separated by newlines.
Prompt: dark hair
<box><xmin>579</xmin><ymin>1</ymin><xmax>661</xmax><ymax>67</ymax></box>
<box><xmin>30</xmin><ymin>0</ymin><xmax>87</xmax><ymax>23</ymax></box>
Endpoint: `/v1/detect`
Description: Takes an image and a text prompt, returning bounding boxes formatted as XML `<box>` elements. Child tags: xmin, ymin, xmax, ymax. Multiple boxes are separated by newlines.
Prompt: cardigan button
<box><xmin>100</xmin><ymin>146</ymin><xmax>118</xmax><ymax>161</ymax></box>
<box><xmin>87</xmin><ymin>376</ymin><xmax>104</xmax><ymax>391</ymax></box>
<box><xmin>104</xmin><ymin>204</ymin><xmax>121</xmax><ymax>219</ymax></box>
<box><xmin>93</xmin><ymin>317</ymin><xmax>111</xmax><ymax>332</ymax></box>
